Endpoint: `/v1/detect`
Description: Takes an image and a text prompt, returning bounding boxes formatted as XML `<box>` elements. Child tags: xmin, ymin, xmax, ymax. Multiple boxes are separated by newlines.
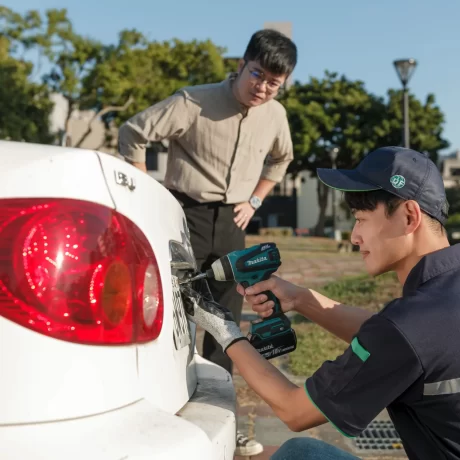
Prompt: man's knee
<box><xmin>271</xmin><ymin>437</ymin><xmax>358</xmax><ymax>460</ymax></box>
<box><xmin>271</xmin><ymin>438</ymin><xmax>311</xmax><ymax>459</ymax></box>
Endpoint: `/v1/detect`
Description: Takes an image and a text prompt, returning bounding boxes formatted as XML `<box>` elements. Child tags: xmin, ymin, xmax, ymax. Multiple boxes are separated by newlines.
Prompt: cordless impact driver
<box><xmin>180</xmin><ymin>243</ymin><xmax>297</xmax><ymax>360</ymax></box>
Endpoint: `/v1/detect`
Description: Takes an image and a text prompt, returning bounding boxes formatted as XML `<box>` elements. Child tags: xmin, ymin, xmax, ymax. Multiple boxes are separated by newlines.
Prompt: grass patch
<box><xmin>246</xmin><ymin>235</ymin><xmax>338</xmax><ymax>253</ymax></box>
<box><xmin>289</xmin><ymin>323</ymin><xmax>349</xmax><ymax>377</ymax></box>
<box><xmin>321</xmin><ymin>271</ymin><xmax>400</xmax><ymax>313</ymax></box>
<box><xmin>289</xmin><ymin>271</ymin><xmax>401</xmax><ymax>377</ymax></box>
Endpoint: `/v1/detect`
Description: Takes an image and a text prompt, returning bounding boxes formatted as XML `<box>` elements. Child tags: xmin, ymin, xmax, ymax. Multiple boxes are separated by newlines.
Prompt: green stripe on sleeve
<box><xmin>351</xmin><ymin>337</ymin><xmax>370</xmax><ymax>362</ymax></box>
<box><xmin>304</xmin><ymin>382</ymin><xmax>355</xmax><ymax>438</ymax></box>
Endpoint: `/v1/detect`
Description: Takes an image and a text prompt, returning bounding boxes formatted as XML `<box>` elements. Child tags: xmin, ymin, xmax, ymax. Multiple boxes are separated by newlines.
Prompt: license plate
<box><xmin>171</xmin><ymin>275</ymin><xmax>192</xmax><ymax>350</ymax></box>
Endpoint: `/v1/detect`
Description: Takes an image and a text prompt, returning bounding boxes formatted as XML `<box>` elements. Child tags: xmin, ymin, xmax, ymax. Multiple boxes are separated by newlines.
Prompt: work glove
<box><xmin>180</xmin><ymin>279</ymin><xmax>247</xmax><ymax>353</ymax></box>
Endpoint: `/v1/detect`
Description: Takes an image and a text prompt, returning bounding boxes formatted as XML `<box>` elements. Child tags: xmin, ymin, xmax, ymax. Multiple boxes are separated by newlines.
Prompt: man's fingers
<box><xmin>245</xmin><ymin>278</ymin><xmax>276</xmax><ymax>296</ymax></box>
<box><xmin>234</xmin><ymin>212</ymin><xmax>248</xmax><ymax>229</ymax></box>
<box><xmin>234</xmin><ymin>204</ymin><xmax>242</xmax><ymax>213</ymax></box>
<box><xmin>259</xmin><ymin>308</ymin><xmax>274</xmax><ymax>318</ymax></box>
<box><xmin>251</xmin><ymin>300</ymin><xmax>275</xmax><ymax>313</ymax></box>
<box><xmin>233</xmin><ymin>211</ymin><xmax>245</xmax><ymax>223</ymax></box>
<box><xmin>247</xmin><ymin>293</ymin><xmax>268</xmax><ymax>304</ymax></box>
<box><xmin>236</xmin><ymin>284</ymin><xmax>245</xmax><ymax>296</ymax></box>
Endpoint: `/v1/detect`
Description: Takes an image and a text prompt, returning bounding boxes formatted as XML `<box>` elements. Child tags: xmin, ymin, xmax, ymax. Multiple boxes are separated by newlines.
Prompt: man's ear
<box><xmin>237</xmin><ymin>59</ymin><xmax>246</xmax><ymax>73</ymax></box>
<box><xmin>404</xmin><ymin>200</ymin><xmax>423</xmax><ymax>234</ymax></box>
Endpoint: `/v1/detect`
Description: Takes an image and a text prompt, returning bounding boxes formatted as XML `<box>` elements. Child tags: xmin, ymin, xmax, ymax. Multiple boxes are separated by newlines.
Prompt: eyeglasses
<box><xmin>247</xmin><ymin>66</ymin><xmax>283</xmax><ymax>93</ymax></box>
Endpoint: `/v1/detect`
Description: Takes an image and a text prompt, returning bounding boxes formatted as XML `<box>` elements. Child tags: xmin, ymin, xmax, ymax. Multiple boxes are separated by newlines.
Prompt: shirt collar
<box><xmin>403</xmin><ymin>244</ymin><xmax>460</xmax><ymax>295</ymax></box>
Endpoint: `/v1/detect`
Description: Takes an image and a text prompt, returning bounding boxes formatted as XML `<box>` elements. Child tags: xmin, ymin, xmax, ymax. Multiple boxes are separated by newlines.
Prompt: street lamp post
<box><xmin>393</xmin><ymin>58</ymin><xmax>417</xmax><ymax>148</ymax></box>
<box><xmin>329</xmin><ymin>147</ymin><xmax>339</xmax><ymax>239</ymax></box>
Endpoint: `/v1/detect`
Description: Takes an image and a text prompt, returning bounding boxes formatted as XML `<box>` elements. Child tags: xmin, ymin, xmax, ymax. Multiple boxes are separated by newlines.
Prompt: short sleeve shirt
<box><xmin>306</xmin><ymin>244</ymin><xmax>460</xmax><ymax>460</ymax></box>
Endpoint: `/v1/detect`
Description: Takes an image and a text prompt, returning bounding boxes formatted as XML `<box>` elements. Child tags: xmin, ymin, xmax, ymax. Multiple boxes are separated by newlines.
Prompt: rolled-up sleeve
<box><xmin>305</xmin><ymin>314</ymin><xmax>423</xmax><ymax>437</ymax></box>
<box><xmin>118</xmin><ymin>91</ymin><xmax>192</xmax><ymax>163</ymax></box>
<box><xmin>261</xmin><ymin>110</ymin><xmax>293</xmax><ymax>182</ymax></box>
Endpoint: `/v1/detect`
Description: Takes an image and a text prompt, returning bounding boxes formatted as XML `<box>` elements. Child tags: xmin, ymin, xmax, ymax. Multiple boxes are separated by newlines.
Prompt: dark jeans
<box><xmin>171</xmin><ymin>190</ymin><xmax>245</xmax><ymax>375</ymax></box>
<box><xmin>271</xmin><ymin>438</ymin><xmax>359</xmax><ymax>459</ymax></box>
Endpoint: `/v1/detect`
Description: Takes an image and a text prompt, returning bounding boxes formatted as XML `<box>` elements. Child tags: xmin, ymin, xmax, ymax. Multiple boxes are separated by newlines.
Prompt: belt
<box><xmin>167</xmin><ymin>189</ymin><xmax>233</xmax><ymax>209</ymax></box>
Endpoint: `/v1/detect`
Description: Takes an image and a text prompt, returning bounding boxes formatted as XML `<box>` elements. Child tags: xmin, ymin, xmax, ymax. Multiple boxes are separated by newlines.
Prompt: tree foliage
<box><xmin>374</xmin><ymin>90</ymin><xmax>449</xmax><ymax>164</ymax></box>
<box><xmin>0</xmin><ymin>6</ymin><xmax>232</xmax><ymax>147</ymax></box>
<box><xmin>278</xmin><ymin>71</ymin><xmax>385</xmax><ymax>234</ymax></box>
<box><xmin>0</xmin><ymin>7</ymin><xmax>103</xmax><ymax>145</ymax></box>
<box><xmin>0</xmin><ymin>35</ymin><xmax>53</xmax><ymax>143</ymax></box>
<box><xmin>278</xmin><ymin>71</ymin><xmax>450</xmax><ymax>234</ymax></box>
<box><xmin>0</xmin><ymin>7</ymin><xmax>452</xmax><ymax>234</ymax></box>
<box><xmin>81</xmin><ymin>31</ymin><xmax>230</xmax><ymax>127</ymax></box>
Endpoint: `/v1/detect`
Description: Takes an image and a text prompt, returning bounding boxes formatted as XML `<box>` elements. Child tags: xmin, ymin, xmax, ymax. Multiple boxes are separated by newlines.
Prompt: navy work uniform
<box><xmin>309</xmin><ymin>147</ymin><xmax>460</xmax><ymax>459</ymax></box>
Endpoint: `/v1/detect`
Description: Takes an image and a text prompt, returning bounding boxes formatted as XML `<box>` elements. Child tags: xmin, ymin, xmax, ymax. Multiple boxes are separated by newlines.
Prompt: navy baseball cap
<box><xmin>317</xmin><ymin>146</ymin><xmax>448</xmax><ymax>225</ymax></box>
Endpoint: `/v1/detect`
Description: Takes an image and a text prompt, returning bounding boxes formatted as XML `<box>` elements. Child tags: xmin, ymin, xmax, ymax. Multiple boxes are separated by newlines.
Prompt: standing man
<box><xmin>118</xmin><ymin>28</ymin><xmax>297</xmax><ymax>457</ymax></box>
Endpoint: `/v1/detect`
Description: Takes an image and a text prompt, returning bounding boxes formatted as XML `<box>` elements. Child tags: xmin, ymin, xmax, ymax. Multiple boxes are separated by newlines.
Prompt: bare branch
<box><xmin>74</xmin><ymin>95</ymin><xmax>134</xmax><ymax>148</ymax></box>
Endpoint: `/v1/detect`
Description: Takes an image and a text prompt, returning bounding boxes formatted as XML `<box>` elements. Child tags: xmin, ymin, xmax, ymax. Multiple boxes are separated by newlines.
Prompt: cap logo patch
<box><xmin>390</xmin><ymin>175</ymin><xmax>406</xmax><ymax>189</ymax></box>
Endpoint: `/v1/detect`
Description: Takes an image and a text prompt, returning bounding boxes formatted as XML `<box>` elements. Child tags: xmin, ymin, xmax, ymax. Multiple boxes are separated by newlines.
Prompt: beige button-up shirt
<box><xmin>118</xmin><ymin>75</ymin><xmax>293</xmax><ymax>204</ymax></box>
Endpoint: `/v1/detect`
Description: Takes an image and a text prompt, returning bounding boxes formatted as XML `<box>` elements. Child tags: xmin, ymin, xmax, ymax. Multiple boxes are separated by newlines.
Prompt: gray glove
<box><xmin>180</xmin><ymin>279</ymin><xmax>247</xmax><ymax>353</ymax></box>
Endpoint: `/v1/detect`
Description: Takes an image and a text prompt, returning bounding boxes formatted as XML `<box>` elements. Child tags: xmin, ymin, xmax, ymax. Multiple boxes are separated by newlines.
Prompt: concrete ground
<box><xmin>194</xmin><ymin>239</ymin><xmax>408</xmax><ymax>460</ymax></box>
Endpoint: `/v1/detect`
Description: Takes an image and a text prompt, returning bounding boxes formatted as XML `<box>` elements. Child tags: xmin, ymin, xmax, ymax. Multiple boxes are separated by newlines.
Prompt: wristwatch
<box><xmin>249</xmin><ymin>195</ymin><xmax>262</xmax><ymax>210</ymax></box>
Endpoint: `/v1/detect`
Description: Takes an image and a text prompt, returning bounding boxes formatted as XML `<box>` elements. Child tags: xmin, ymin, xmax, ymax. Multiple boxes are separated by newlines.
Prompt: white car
<box><xmin>0</xmin><ymin>141</ymin><xmax>236</xmax><ymax>459</ymax></box>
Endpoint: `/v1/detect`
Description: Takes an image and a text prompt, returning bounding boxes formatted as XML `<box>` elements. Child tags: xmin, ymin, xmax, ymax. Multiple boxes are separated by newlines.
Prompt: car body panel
<box><xmin>0</xmin><ymin>399</ymin><xmax>214</xmax><ymax>460</ymax></box>
<box><xmin>0</xmin><ymin>141</ymin><xmax>114</xmax><ymax>206</ymax></box>
<box><xmin>0</xmin><ymin>142</ymin><xmax>140</xmax><ymax>424</ymax></box>
<box><xmin>95</xmin><ymin>152</ymin><xmax>198</xmax><ymax>413</ymax></box>
<box><xmin>0</xmin><ymin>141</ymin><xmax>236</xmax><ymax>458</ymax></box>
<box><xmin>0</xmin><ymin>318</ymin><xmax>140</xmax><ymax>424</ymax></box>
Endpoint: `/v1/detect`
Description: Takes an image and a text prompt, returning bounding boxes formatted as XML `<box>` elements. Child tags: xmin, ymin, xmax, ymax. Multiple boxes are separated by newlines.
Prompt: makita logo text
<box><xmin>259</xmin><ymin>344</ymin><xmax>274</xmax><ymax>352</ymax></box>
<box><xmin>247</xmin><ymin>256</ymin><xmax>268</xmax><ymax>266</ymax></box>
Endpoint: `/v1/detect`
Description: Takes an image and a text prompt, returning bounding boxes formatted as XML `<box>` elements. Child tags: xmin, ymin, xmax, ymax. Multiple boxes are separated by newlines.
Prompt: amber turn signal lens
<box><xmin>102</xmin><ymin>261</ymin><xmax>132</xmax><ymax>327</ymax></box>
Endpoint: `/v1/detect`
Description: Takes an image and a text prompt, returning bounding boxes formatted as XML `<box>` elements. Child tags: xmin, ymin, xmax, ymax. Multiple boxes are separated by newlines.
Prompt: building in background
<box><xmin>440</xmin><ymin>150</ymin><xmax>460</xmax><ymax>188</ymax></box>
<box><xmin>48</xmin><ymin>93</ymin><xmax>118</xmax><ymax>154</ymax></box>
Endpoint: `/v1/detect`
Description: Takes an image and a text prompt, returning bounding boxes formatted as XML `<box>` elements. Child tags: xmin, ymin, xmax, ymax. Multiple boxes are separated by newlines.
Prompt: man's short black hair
<box><xmin>344</xmin><ymin>189</ymin><xmax>449</xmax><ymax>234</ymax></box>
<box><xmin>243</xmin><ymin>29</ymin><xmax>297</xmax><ymax>76</ymax></box>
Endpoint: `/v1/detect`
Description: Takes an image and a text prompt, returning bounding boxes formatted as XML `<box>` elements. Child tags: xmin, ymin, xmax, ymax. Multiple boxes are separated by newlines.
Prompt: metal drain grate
<box><xmin>352</xmin><ymin>420</ymin><xmax>404</xmax><ymax>451</ymax></box>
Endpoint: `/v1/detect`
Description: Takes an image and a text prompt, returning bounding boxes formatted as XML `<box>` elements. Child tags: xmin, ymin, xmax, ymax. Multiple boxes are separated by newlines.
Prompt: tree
<box><xmin>0</xmin><ymin>35</ymin><xmax>53</xmax><ymax>143</ymax></box>
<box><xmin>81</xmin><ymin>31</ymin><xmax>231</xmax><ymax>133</ymax></box>
<box><xmin>279</xmin><ymin>72</ymin><xmax>450</xmax><ymax>235</ymax></box>
<box><xmin>0</xmin><ymin>6</ymin><xmax>104</xmax><ymax>145</ymax></box>
<box><xmin>374</xmin><ymin>90</ymin><xmax>449</xmax><ymax>164</ymax></box>
<box><xmin>0</xmin><ymin>6</ymin><xmax>241</xmax><ymax>151</ymax></box>
<box><xmin>279</xmin><ymin>71</ymin><xmax>385</xmax><ymax>235</ymax></box>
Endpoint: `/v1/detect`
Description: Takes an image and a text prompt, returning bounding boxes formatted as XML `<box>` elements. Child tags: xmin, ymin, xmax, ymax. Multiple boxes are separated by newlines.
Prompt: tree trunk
<box><xmin>59</xmin><ymin>98</ymin><xmax>74</xmax><ymax>147</ymax></box>
<box><xmin>314</xmin><ymin>180</ymin><xmax>329</xmax><ymax>236</ymax></box>
<box><xmin>74</xmin><ymin>95</ymin><xmax>134</xmax><ymax>149</ymax></box>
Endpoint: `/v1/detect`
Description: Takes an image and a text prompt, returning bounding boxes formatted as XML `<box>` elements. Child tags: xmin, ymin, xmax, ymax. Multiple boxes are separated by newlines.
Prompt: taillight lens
<box><xmin>0</xmin><ymin>198</ymin><xmax>163</xmax><ymax>345</ymax></box>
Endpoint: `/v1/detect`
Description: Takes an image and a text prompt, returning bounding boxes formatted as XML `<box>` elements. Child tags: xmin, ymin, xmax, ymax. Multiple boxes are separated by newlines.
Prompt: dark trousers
<box><xmin>170</xmin><ymin>190</ymin><xmax>245</xmax><ymax>375</ymax></box>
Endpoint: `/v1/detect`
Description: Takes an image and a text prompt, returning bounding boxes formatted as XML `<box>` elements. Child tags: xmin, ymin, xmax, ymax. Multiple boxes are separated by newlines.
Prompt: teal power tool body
<box><xmin>181</xmin><ymin>242</ymin><xmax>297</xmax><ymax>360</ymax></box>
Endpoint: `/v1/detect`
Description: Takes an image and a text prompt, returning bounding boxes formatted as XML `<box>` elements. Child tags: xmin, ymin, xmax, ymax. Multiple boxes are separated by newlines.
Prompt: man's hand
<box><xmin>180</xmin><ymin>280</ymin><xmax>246</xmax><ymax>352</ymax></box>
<box><xmin>132</xmin><ymin>161</ymin><xmax>147</xmax><ymax>173</ymax></box>
<box><xmin>233</xmin><ymin>202</ymin><xmax>255</xmax><ymax>230</ymax></box>
<box><xmin>237</xmin><ymin>275</ymin><xmax>303</xmax><ymax>317</ymax></box>
<box><xmin>239</xmin><ymin>275</ymin><xmax>375</xmax><ymax>344</ymax></box>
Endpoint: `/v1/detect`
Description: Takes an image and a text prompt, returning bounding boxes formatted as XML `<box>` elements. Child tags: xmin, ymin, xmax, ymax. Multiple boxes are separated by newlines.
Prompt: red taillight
<box><xmin>0</xmin><ymin>198</ymin><xmax>163</xmax><ymax>345</ymax></box>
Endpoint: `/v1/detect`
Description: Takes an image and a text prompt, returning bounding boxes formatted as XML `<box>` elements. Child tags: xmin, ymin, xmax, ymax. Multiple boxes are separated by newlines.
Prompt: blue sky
<box><xmin>6</xmin><ymin>0</ymin><xmax>460</xmax><ymax>155</ymax></box>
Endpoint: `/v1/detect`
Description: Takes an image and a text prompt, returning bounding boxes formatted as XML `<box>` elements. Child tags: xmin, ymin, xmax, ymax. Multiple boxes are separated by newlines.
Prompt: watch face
<box><xmin>250</xmin><ymin>196</ymin><xmax>261</xmax><ymax>209</ymax></box>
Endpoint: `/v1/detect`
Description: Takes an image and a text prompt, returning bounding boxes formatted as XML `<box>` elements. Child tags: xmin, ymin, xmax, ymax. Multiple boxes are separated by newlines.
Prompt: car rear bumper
<box><xmin>178</xmin><ymin>353</ymin><xmax>237</xmax><ymax>459</ymax></box>
<box><xmin>0</xmin><ymin>353</ymin><xmax>236</xmax><ymax>460</ymax></box>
